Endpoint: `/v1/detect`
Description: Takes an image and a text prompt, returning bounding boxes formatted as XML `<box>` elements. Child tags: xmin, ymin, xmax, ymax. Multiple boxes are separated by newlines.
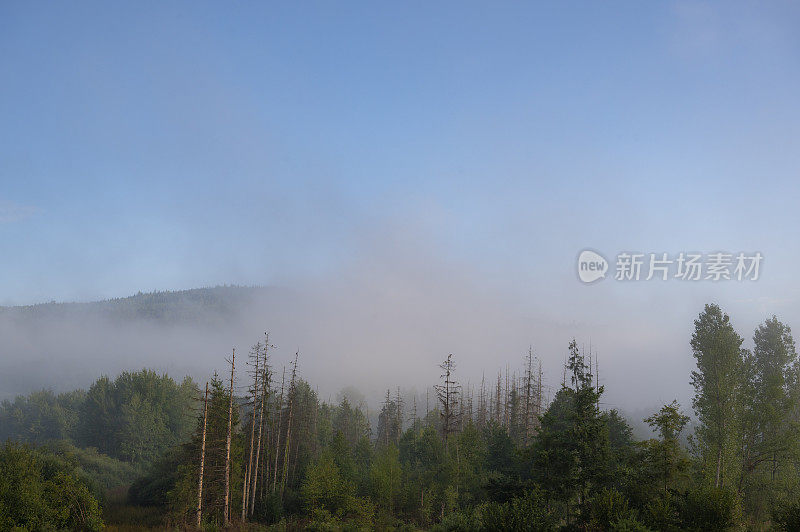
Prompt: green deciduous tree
<box><xmin>0</xmin><ymin>442</ymin><xmax>103</xmax><ymax>531</ymax></box>
<box><xmin>740</xmin><ymin>316</ymin><xmax>800</xmax><ymax>517</ymax></box>
<box><xmin>78</xmin><ymin>370</ymin><xmax>197</xmax><ymax>465</ymax></box>
<box><xmin>690</xmin><ymin>303</ymin><xmax>744</xmax><ymax>489</ymax></box>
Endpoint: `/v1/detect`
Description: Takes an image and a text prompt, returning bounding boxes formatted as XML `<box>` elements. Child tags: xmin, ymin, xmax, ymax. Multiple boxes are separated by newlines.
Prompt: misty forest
<box><xmin>3</xmin><ymin>297</ymin><xmax>800</xmax><ymax>531</ymax></box>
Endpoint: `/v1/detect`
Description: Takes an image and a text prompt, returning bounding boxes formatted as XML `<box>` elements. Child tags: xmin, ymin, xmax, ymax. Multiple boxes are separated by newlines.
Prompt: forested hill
<box><xmin>0</xmin><ymin>286</ymin><xmax>283</xmax><ymax>400</ymax></box>
<box><xmin>0</xmin><ymin>285</ymin><xmax>273</xmax><ymax>325</ymax></box>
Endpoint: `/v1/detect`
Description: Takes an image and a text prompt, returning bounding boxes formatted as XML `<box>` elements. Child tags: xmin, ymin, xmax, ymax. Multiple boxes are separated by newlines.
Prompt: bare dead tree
<box><xmin>434</xmin><ymin>354</ymin><xmax>461</xmax><ymax>452</ymax></box>
<box><xmin>504</xmin><ymin>365</ymin><xmax>510</xmax><ymax>427</ymax></box>
<box><xmin>466</xmin><ymin>383</ymin><xmax>474</xmax><ymax>425</ymax></box>
<box><xmin>478</xmin><ymin>373</ymin><xmax>487</xmax><ymax>427</ymax></box>
<box><xmin>426</xmin><ymin>388</ymin><xmax>429</xmax><ymax>418</ymax></box>
<box><xmin>495</xmin><ymin>372</ymin><xmax>502</xmax><ymax>424</ymax></box>
<box><xmin>241</xmin><ymin>462</ymin><xmax>250</xmax><ymax>523</ymax></box>
<box><xmin>595</xmin><ymin>349</ymin><xmax>600</xmax><ymax>409</ymax></box>
<box><xmin>272</xmin><ymin>365</ymin><xmax>286</xmax><ymax>493</ymax></box>
<box><xmin>251</xmin><ymin>334</ymin><xmax>272</xmax><ymax>515</ymax></box>
<box><xmin>223</xmin><ymin>348</ymin><xmax>235</xmax><ymax>524</ymax></box>
<box><xmin>395</xmin><ymin>387</ymin><xmax>404</xmax><ymax>445</ymax></box>
<box><xmin>196</xmin><ymin>381</ymin><xmax>209</xmax><ymax>529</ymax></box>
<box><xmin>524</xmin><ymin>347</ymin><xmax>534</xmax><ymax>445</ymax></box>
<box><xmin>260</xmin><ymin>347</ymin><xmax>274</xmax><ymax>502</ymax></box>
<box><xmin>382</xmin><ymin>389</ymin><xmax>392</xmax><ymax>447</ymax></box>
<box><xmin>280</xmin><ymin>352</ymin><xmax>299</xmax><ymax>501</ymax></box>
<box><xmin>291</xmin><ymin>389</ymin><xmax>309</xmax><ymax>482</ymax></box>
<box><xmin>536</xmin><ymin>359</ymin><xmax>543</xmax><ymax>423</ymax></box>
<box><xmin>242</xmin><ymin>342</ymin><xmax>261</xmax><ymax>521</ymax></box>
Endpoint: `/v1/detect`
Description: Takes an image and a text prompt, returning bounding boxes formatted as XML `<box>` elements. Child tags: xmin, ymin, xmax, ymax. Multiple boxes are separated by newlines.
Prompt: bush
<box><xmin>773</xmin><ymin>499</ymin><xmax>800</xmax><ymax>531</ymax></box>
<box><xmin>590</xmin><ymin>487</ymin><xmax>634</xmax><ymax>529</ymax></box>
<box><xmin>480</xmin><ymin>489</ymin><xmax>556</xmax><ymax>531</ymax></box>
<box><xmin>0</xmin><ymin>442</ymin><xmax>104</xmax><ymax>531</ymax></box>
<box><xmin>431</xmin><ymin>508</ymin><xmax>481</xmax><ymax>531</ymax></box>
<box><xmin>643</xmin><ymin>492</ymin><xmax>678</xmax><ymax>530</ymax></box>
<box><xmin>253</xmin><ymin>491</ymin><xmax>284</xmax><ymax>524</ymax></box>
<box><xmin>678</xmin><ymin>485</ymin><xmax>740</xmax><ymax>531</ymax></box>
<box><xmin>611</xmin><ymin>516</ymin><xmax>653</xmax><ymax>531</ymax></box>
<box><xmin>307</xmin><ymin>507</ymin><xmax>342</xmax><ymax>531</ymax></box>
<box><xmin>45</xmin><ymin>439</ymin><xmax>138</xmax><ymax>496</ymax></box>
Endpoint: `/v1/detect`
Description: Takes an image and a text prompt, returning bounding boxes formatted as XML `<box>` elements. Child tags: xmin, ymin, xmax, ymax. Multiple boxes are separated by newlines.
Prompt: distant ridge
<box><xmin>0</xmin><ymin>285</ymin><xmax>273</xmax><ymax>325</ymax></box>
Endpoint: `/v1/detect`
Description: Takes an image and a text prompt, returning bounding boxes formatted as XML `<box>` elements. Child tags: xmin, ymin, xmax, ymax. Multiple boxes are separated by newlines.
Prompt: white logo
<box><xmin>576</xmin><ymin>249</ymin><xmax>762</xmax><ymax>283</ymax></box>
<box><xmin>577</xmin><ymin>250</ymin><xmax>608</xmax><ymax>283</ymax></box>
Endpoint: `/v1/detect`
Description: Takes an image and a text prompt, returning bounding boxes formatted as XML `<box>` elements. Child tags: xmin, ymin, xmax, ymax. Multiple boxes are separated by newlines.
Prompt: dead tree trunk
<box><xmin>524</xmin><ymin>347</ymin><xmax>534</xmax><ymax>445</ymax></box>
<box><xmin>383</xmin><ymin>389</ymin><xmax>391</xmax><ymax>447</ymax></box>
<box><xmin>495</xmin><ymin>373</ymin><xmax>502</xmax><ymax>424</ymax></box>
<box><xmin>395</xmin><ymin>387</ymin><xmax>404</xmax><ymax>445</ymax></box>
<box><xmin>435</xmin><ymin>354</ymin><xmax>460</xmax><ymax>453</ymax></box>
<box><xmin>291</xmin><ymin>392</ymin><xmax>306</xmax><ymax>482</ymax></box>
<box><xmin>272</xmin><ymin>366</ymin><xmax>286</xmax><ymax>493</ymax></box>
<box><xmin>504</xmin><ymin>365</ymin><xmax>510</xmax><ymax>427</ymax></box>
<box><xmin>196</xmin><ymin>382</ymin><xmax>209</xmax><ymax>529</ymax></box>
<box><xmin>251</xmin><ymin>335</ymin><xmax>271</xmax><ymax>515</ymax></box>
<box><xmin>536</xmin><ymin>360</ymin><xmax>543</xmax><ymax>426</ymax></box>
<box><xmin>280</xmin><ymin>352</ymin><xmax>299</xmax><ymax>502</ymax></box>
<box><xmin>241</xmin><ymin>462</ymin><xmax>250</xmax><ymax>522</ymax></box>
<box><xmin>478</xmin><ymin>373</ymin><xmax>487</xmax><ymax>428</ymax></box>
<box><xmin>223</xmin><ymin>348</ymin><xmax>235</xmax><ymax>524</ymax></box>
<box><xmin>242</xmin><ymin>343</ymin><xmax>260</xmax><ymax>520</ymax></box>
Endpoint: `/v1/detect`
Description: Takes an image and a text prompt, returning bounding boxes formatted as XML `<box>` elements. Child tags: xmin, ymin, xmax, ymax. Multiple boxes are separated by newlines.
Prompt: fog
<box><xmin>2</xmin><ymin>1</ymin><xmax>799</xmax><ymax>428</ymax></box>
<box><xmin>3</xmin><ymin>215</ymin><xmax>796</xmax><ymax>429</ymax></box>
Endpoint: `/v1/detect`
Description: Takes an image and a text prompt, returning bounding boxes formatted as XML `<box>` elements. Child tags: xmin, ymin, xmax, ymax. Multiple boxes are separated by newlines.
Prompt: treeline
<box><xmin>0</xmin><ymin>285</ymin><xmax>269</xmax><ymax>324</ymax></box>
<box><xmin>0</xmin><ymin>369</ymin><xmax>197</xmax><ymax>466</ymax></box>
<box><xmin>3</xmin><ymin>303</ymin><xmax>800</xmax><ymax>530</ymax></box>
<box><xmin>0</xmin><ymin>370</ymin><xmax>198</xmax><ymax>530</ymax></box>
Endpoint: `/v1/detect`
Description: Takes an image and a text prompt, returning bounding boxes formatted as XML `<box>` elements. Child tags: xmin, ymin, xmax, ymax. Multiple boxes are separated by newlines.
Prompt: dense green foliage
<box><xmin>0</xmin><ymin>389</ymin><xmax>84</xmax><ymax>444</ymax></box>
<box><xmin>78</xmin><ymin>369</ymin><xmax>197</xmax><ymax>464</ymax></box>
<box><xmin>0</xmin><ymin>442</ymin><xmax>104</xmax><ymax>531</ymax></box>
<box><xmin>0</xmin><ymin>369</ymin><xmax>197</xmax><ymax>528</ymax></box>
<box><xmin>0</xmin><ymin>369</ymin><xmax>197</xmax><ymax>467</ymax></box>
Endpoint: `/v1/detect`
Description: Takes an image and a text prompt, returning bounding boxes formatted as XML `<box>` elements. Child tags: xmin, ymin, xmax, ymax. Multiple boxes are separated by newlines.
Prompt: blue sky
<box><xmin>2</xmin><ymin>2</ymin><xmax>800</xmax><ymax>405</ymax></box>
<box><xmin>1</xmin><ymin>0</ymin><xmax>797</xmax><ymax>303</ymax></box>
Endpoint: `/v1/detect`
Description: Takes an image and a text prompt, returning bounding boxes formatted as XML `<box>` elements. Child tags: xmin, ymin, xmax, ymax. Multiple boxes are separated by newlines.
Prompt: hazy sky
<box><xmin>1</xmin><ymin>2</ymin><xmax>799</xmax><ymax>411</ymax></box>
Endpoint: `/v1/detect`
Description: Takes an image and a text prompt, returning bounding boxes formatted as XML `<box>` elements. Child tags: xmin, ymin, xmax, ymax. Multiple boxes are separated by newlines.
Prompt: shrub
<box><xmin>773</xmin><ymin>499</ymin><xmax>800</xmax><ymax>531</ymax></box>
<box><xmin>480</xmin><ymin>489</ymin><xmax>555</xmax><ymax>531</ymax></box>
<box><xmin>678</xmin><ymin>485</ymin><xmax>740</xmax><ymax>531</ymax></box>
<box><xmin>642</xmin><ymin>492</ymin><xmax>678</xmax><ymax>530</ymax></box>
<box><xmin>431</xmin><ymin>508</ymin><xmax>481</xmax><ymax>531</ymax></box>
<box><xmin>0</xmin><ymin>442</ymin><xmax>104</xmax><ymax>531</ymax></box>
<box><xmin>590</xmin><ymin>487</ymin><xmax>634</xmax><ymax>529</ymax></box>
<box><xmin>612</xmin><ymin>516</ymin><xmax>653</xmax><ymax>531</ymax></box>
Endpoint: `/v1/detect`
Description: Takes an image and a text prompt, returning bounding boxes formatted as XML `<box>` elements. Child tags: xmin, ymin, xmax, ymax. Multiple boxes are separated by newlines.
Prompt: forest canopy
<box><xmin>2</xmin><ymin>305</ymin><xmax>800</xmax><ymax>530</ymax></box>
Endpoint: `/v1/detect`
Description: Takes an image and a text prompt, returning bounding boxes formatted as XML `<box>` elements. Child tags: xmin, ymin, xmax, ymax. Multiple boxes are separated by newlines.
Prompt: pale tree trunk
<box><xmin>251</xmin><ymin>345</ymin><xmax>269</xmax><ymax>515</ymax></box>
<box><xmin>223</xmin><ymin>349</ymin><xmax>235</xmax><ymax>524</ymax></box>
<box><xmin>196</xmin><ymin>382</ymin><xmax>209</xmax><ymax>529</ymax></box>
<box><xmin>241</xmin><ymin>462</ymin><xmax>249</xmax><ymax>521</ymax></box>
<box><xmin>242</xmin><ymin>348</ymin><xmax>260</xmax><ymax>520</ymax></box>
<box><xmin>281</xmin><ymin>353</ymin><xmax>299</xmax><ymax>502</ymax></box>
<box><xmin>524</xmin><ymin>348</ymin><xmax>533</xmax><ymax>445</ymax></box>
<box><xmin>272</xmin><ymin>366</ymin><xmax>285</xmax><ymax>493</ymax></box>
